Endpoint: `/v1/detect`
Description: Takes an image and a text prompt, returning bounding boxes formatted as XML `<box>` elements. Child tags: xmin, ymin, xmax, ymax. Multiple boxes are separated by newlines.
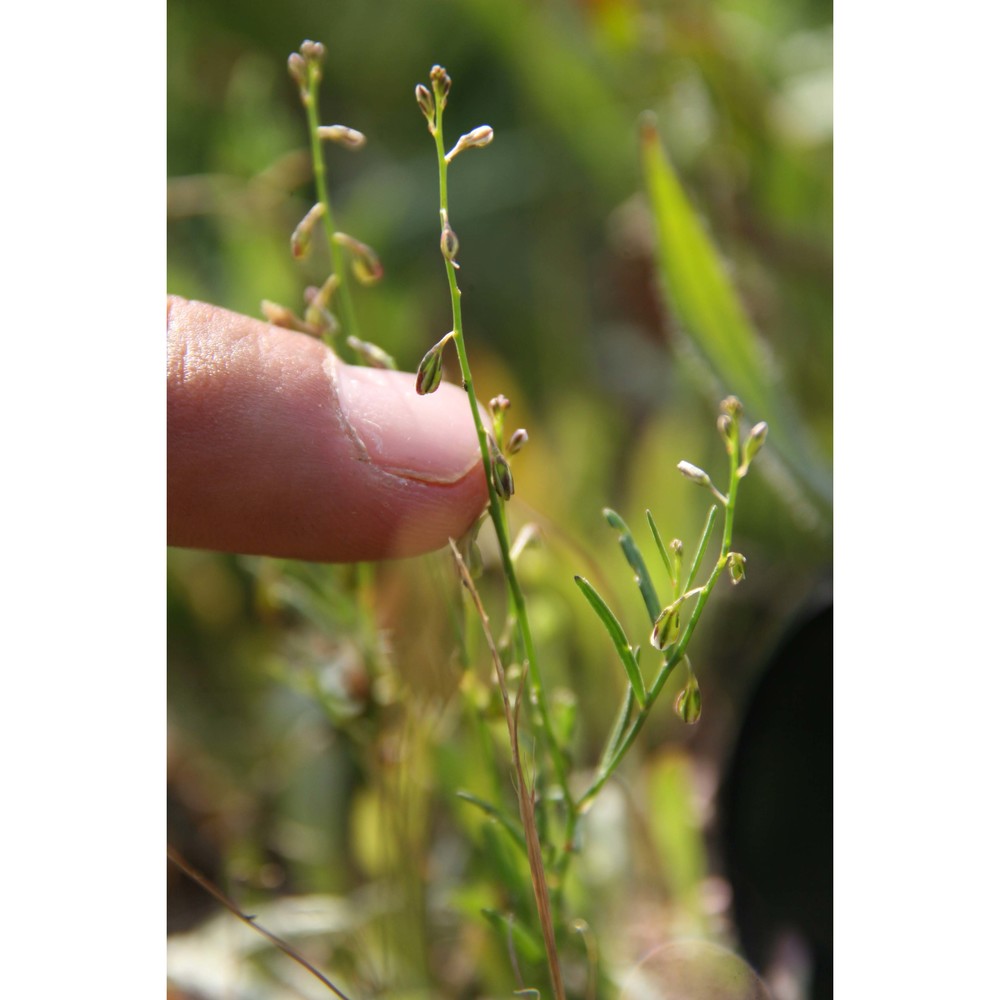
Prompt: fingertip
<box><xmin>167</xmin><ymin>297</ymin><xmax>489</xmax><ymax>562</ymax></box>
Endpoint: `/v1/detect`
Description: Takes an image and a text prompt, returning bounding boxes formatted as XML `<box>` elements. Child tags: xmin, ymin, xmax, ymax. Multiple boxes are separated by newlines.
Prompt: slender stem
<box><xmin>576</xmin><ymin>443</ymin><xmax>743</xmax><ymax>812</ymax></box>
<box><xmin>429</xmin><ymin>89</ymin><xmax>571</xmax><ymax>808</ymax></box>
<box><xmin>304</xmin><ymin>64</ymin><xmax>360</xmax><ymax>349</ymax></box>
<box><xmin>167</xmin><ymin>846</ymin><xmax>353</xmax><ymax>1000</ymax></box>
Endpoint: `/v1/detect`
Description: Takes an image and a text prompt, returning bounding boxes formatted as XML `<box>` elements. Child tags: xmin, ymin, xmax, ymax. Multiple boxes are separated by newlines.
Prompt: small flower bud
<box><xmin>261</xmin><ymin>300</ymin><xmax>299</xmax><ymax>329</ymax></box>
<box><xmin>440</xmin><ymin>226</ymin><xmax>459</xmax><ymax>261</ymax></box>
<box><xmin>317</xmin><ymin>125</ymin><xmax>367</xmax><ymax>149</ymax></box>
<box><xmin>677</xmin><ymin>460</ymin><xmax>713</xmax><ymax>488</ymax></box>
<box><xmin>717</xmin><ymin>413</ymin><xmax>736</xmax><ymax>455</ymax></box>
<box><xmin>721</xmin><ymin>395</ymin><xmax>743</xmax><ymax>420</ymax></box>
<box><xmin>415</xmin><ymin>342</ymin><xmax>445</xmax><ymax>395</ymax></box>
<box><xmin>299</xmin><ymin>40</ymin><xmax>326</xmax><ymax>64</ymax></box>
<box><xmin>415</xmin><ymin>84</ymin><xmax>435</xmax><ymax>123</ymax></box>
<box><xmin>303</xmin><ymin>299</ymin><xmax>338</xmax><ymax>336</ymax></box>
<box><xmin>290</xmin><ymin>202</ymin><xmax>326</xmax><ymax>259</ymax></box>
<box><xmin>739</xmin><ymin>421</ymin><xmax>768</xmax><ymax>476</ymax></box>
<box><xmin>287</xmin><ymin>53</ymin><xmax>307</xmax><ymax>89</ymax></box>
<box><xmin>669</xmin><ymin>538</ymin><xmax>683</xmax><ymax>558</ymax></box>
<box><xmin>674</xmin><ymin>674</ymin><xmax>702</xmax><ymax>724</ymax></box>
<box><xmin>430</xmin><ymin>65</ymin><xmax>452</xmax><ymax>103</ymax></box>
<box><xmin>728</xmin><ymin>552</ymin><xmax>747</xmax><ymax>584</ymax></box>
<box><xmin>651</xmin><ymin>603</ymin><xmax>681</xmax><ymax>650</ymax></box>
<box><xmin>261</xmin><ymin>301</ymin><xmax>317</xmax><ymax>336</ymax></box>
<box><xmin>445</xmin><ymin>125</ymin><xmax>495</xmax><ymax>163</ymax></box>
<box><xmin>346</xmin><ymin>335</ymin><xmax>397</xmax><ymax>370</ymax></box>
<box><xmin>506</xmin><ymin>428</ymin><xmax>529</xmax><ymax>455</ymax></box>
<box><xmin>491</xmin><ymin>447</ymin><xmax>515</xmax><ymax>501</ymax></box>
<box><xmin>333</xmin><ymin>232</ymin><xmax>384</xmax><ymax>285</ymax></box>
<box><xmin>490</xmin><ymin>395</ymin><xmax>510</xmax><ymax>440</ymax></box>
<box><xmin>305</xmin><ymin>273</ymin><xmax>340</xmax><ymax>311</ymax></box>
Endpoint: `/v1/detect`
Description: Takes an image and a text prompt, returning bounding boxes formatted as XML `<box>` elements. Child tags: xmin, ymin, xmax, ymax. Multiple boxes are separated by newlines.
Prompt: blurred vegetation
<box><xmin>168</xmin><ymin>1</ymin><xmax>831</xmax><ymax>997</ymax></box>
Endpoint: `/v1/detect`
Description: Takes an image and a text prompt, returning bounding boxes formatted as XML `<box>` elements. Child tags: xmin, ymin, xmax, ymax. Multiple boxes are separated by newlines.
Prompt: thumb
<box><xmin>167</xmin><ymin>296</ymin><xmax>488</xmax><ymax>562</ymax></box>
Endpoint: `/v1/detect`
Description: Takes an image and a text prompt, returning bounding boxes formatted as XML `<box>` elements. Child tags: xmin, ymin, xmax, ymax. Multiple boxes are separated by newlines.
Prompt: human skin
<box><xmin>167</xmin><ymin>296</ymin><xmax>489</xmax><ymax>562</ymax></box>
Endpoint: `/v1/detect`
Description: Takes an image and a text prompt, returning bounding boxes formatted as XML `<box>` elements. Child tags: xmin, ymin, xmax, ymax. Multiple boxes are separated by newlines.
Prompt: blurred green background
<box><xmin>168</xmin><ymin>1</ymin><xmax>831</xmax><ymax>997</ymax></box>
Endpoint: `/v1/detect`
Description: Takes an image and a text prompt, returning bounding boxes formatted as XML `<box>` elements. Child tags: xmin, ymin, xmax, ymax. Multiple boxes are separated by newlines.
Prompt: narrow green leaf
<box><xmin>456</xmin><ymin>790</ymin><xmax>526</xmax><ymax>854</ymax></box>
<box><xmin>597</xmin><ymin>685</ymin><xmax>635</xmax><ymax>778</ymax></box>
<box><xmin>575</xmin><ymin>575</ymin><xmax>647</xmax><ymax>708</ymax></box>
<box><xmin>646</xmin><ymin>509</ymin><xmax>675</xmax><ymax>586</ymax></box>
<box><xmin>603</xmin><ymin>508</ymin><xmax>660</xmax><ymax>624</ymax></box>
<box><xmin>639</xmin><ymin>115</ymin><xmax>831</xmax><ymax>531</ymax></box>
<box><xmin>683</xmin><ymin>505</ymin><xmax>719</xmax><ymax>593</ymax></box>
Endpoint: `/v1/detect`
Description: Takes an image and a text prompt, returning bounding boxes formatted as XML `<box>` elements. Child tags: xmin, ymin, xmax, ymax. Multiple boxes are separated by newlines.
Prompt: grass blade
<box><xmin>574</xmin><ymin>576</ymin><xmax>647</xmax><ymax>708</ymax></box>
<box><xmin>639</xmin><ymin>115</ymin><xmax>831</xmax><ymax>531</ymax></box>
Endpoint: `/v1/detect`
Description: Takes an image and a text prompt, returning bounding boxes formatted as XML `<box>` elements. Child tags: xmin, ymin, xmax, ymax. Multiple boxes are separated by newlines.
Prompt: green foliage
<box><xmin>168</xmin><ymin>5</ymin><xmax>831</xmax><ymax>997</ymax></box>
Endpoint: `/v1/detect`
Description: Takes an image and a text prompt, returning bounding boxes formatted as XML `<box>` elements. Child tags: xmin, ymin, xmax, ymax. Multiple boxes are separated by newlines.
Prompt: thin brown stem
<box><xmin>449</xmin><ymin>541</ymin><xmax>567</xmax><ymax>1000</ymax></box>
<box><xmin>167</xmin><ymin>845</ymin><xmax>354</xmax><ymax>1000</ymax></box>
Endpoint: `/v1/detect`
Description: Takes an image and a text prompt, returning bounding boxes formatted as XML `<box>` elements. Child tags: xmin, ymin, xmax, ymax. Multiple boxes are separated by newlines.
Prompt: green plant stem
<box><xmin>576</xmin><ymin>446</ymin><xmax>742</xmax><ymax>812</ymax></box>
<box><xmin>430</xmin><ymin>92</ymin><xmax>571</xmax><ymax>810</ymax></box>
<box><xmin>304</xmin><ymin>65</ymin><xmax>359</xmax><ymax>349</ymax></box>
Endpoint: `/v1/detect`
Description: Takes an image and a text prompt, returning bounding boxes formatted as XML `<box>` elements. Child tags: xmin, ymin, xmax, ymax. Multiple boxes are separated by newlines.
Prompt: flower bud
<box><xmin>261</xmin><ymin>301</ymin><xmax>317</xmax><ymax>336</ymax></box>
<box><xmin>717</xmin><ymin>413</ymin><xmax>736</xmax><ymax>455</ymax></box>
<box><xmin>287</xmin><ymin>53</ymin><xmax>307</xmax><ymax>89</ymax></box>
<box><xmin>290</xmin><ymin>202</ymin><xmax>326</xmax><ymax>260</ymax></box>
<box><xmin>445</xmin><ymin>125</ymin><xmax>495</xmax><ymax>163</ymax></box>
<box><xmin>506</xmin><ymin>428</ymin><xmax>529</xmax><ymax>455</ymax></box>
<box><xmin>346</xmin><ymin>336</ymin><xmax>397</xmax><ymax>370</ymax></box>
<box><xmin>651</xmin><ymin>603</ymin><xmax>681</xmax><ymax>650</ymax></box>
<box><xmin>491</xmin><ymin>447</ymin><xmax>515</xmax><ymax>501</ymax></box>
<box><xmin>305</xmin><ymin>273</ymin><xmax>340</xmax><ymax>311</ymax></box>
<box><xmin>669</xmin><ymin>538</ymin><xmax>683</xmax><ymax>558</ymax></box>
<box><xmin>261</xmin><ymin>300</ymin><xmax>299</xmax><ymax>329</ymax></box>
<box><xmin>317</xmin><ymin>125</ymin><xmax>367</xmax><ymax>150</ymax></box>
<box><xmin>430</xmin><ymin>65</ymin><xmax>451</xmax><ymax>103</ymax></box>
<box><xmin>440</xmin><ymin>226</ymin><xmax>459</xmax><ymax>261</ymax></box>
<box><xmin>415</xmin><ymin>341</ymin><xmax>445</xmax><ymax>395</ymax></box>
<box><xmin>333</xmin><ymin>232</ymin><xmax>384</xmax><ymax>285</ymax></box>
<box><xmin>677</xmin><ymin>460</ymin><xmax>713</xmax><ymax>488</ymax></box>
<box><xmin>415</xmin><ymin>84</ymin><xmax>435</xmax><ymax>123</ymax></box>
<box><xmin>490</xmin><ymin>395</ymin><xmax>510</xmax><ymax>440</ymax></box>
<box><xmin>720</xmin><ymin>395</ymin><xmax>743</xmax><ymax>420</ymax></box>
<box><xmin>728</xmin><ymin>552</ymin><xmax>747</xmax><ymax>584</ymax></box>
<box><xmin>674</xmin><ymin>674</ymin><xmax>702</xmax><ymax>724</ymax></box>
<box><xmin>739</xmin><ymin>421</ymin><xmax>768</xmax><ymax>476</ymax></box>
<box><xmin>299</xmin><ymin>40</ymin><xmax>326</xmax><ymax>64</ymax></box>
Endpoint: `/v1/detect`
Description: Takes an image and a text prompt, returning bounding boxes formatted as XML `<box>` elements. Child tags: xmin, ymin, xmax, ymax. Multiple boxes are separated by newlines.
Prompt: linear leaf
<box><xmin>575</xmin><ymin>575</ymin><xmax>647</xmax><ymax>708</ymax></box>
<box><xmin>603</xmin><ymin>508</ymin><xmax>660</xmax><ymax>624</ymax></box>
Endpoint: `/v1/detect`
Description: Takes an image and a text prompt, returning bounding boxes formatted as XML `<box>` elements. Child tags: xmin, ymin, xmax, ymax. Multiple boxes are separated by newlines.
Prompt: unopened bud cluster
<box><xmin>288</xmin><ymin>40</ymin><xmax>326</xmax><ymax>101</ymax></box>
<box><xmin>346</xmin><ymin>336</ymin><xmax>397</xmax><ymax>370</ymax></box>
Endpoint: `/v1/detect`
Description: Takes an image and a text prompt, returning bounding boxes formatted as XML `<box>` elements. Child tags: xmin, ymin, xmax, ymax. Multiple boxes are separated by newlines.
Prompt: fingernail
<box><xmin>333</xmin><ymin>359</ymin><xmax>482</xmax><ymax>484</ymax></box>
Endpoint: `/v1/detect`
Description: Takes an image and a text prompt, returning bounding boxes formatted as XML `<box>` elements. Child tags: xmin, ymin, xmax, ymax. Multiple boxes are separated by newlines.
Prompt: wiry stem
<box><xmin>427</xmin><ymin>77</ymin><xmax>572</xmax><ymax>811</ymax></box>
<box><xmin>167</xmin><ymin>845</ymin><xmax>353</xmax><ymax>1000</ymax></box>
<box><xmin>302</xmin><ymin>60</ymin><xmax>360</xmax><ymax>352</ymax></box>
